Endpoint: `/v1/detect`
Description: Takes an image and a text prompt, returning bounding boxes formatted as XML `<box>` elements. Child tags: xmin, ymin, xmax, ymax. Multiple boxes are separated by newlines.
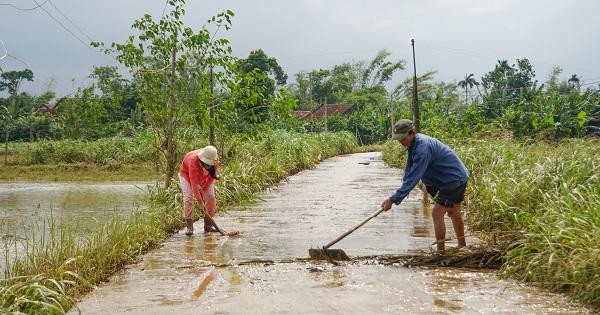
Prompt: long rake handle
<box><xmin>324</xmin><ymin>207</ymin><xmax>385</xmax><ymax>249</ymax></box>
<box><xmin>201</xmin><ymin>207</ymin><xmax>226</xmax><ymax>236</ymax></box>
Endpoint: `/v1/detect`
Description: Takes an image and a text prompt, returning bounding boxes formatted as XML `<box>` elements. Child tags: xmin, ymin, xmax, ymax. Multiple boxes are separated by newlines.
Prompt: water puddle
<box><xmin>74</xmin><ymin>153</ymin><xmax>590</xmax><ymax>314</ymax></box>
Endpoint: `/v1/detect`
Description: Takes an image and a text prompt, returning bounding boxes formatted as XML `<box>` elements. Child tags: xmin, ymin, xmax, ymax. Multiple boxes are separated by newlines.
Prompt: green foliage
<box><xmin>359</xmin><ymin>49</ymin><xmax>405</xmax><ymax>88</ymax></box>
<box><xmin>235</xmin><ymin>49</ymin><xmax>287</xmax><ymax>124</ymax></box>
<box><xmin>381</xmin><ymin>137</ymin><xmax>600</xmax><ymax>308</ymax></box>
<box><xmin>481</xmin><ymin>59</ymin><xmax>538</xmax><ymax>118</ymax></box>
<box><xmin>0</xmin><ymin>69</ymin><xmax>34</xmax><ymax>100</ymax></box>
<box><xmin>56</xmin><ymin>87</ymin><xmax>120</xmax><ymax>139</ymax></box>
<box><xmin>0</xmin><ymin>272</ymin><xmax>78</xmax><ymax>314</ymax></box>
<box><xmin>96</xmin><ymin>0</ymin><xmax>236</xmax><ymax>186</ymax></box>
<box><xmin>23</xmin><ymin>131</ymin><xmax>157</xmax><ymax>165</ymax></box>
<box><xmin>1</xmin><ymin>131</ymin><xmax>356</xmax><ymax>312</ymax></box>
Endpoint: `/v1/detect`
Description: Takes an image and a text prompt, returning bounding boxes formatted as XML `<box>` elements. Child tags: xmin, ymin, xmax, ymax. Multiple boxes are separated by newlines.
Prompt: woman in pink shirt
<box><xmin>179</xmin><ymin>145</ymin><xmax>219</xmax><ymax>235</ymax></box>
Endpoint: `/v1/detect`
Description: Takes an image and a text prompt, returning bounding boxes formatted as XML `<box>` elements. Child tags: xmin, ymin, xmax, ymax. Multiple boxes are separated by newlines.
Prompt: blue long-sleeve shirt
<box><xmin>390</xmin><ymin>134</ymin><xmax>469</xmax><ymax>204</ymax></box>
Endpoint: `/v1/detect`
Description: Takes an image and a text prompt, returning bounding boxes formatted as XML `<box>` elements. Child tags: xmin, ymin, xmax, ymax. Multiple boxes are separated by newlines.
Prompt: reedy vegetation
<box><xmin>0</xmin><ymin>130</ymin><xmax>357</xmax><ymax>313</ymax></box>
<box><xmin>381</xmin><ymin>135</ymin><xmax>600</xmax><ymax>307</ymax></box>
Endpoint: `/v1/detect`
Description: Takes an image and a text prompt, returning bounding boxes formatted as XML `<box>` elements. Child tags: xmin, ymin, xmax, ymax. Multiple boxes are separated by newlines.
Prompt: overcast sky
<box><xmin>1</xmin><ymin>0</ymin><xmax>599</xmax><ymax>97</ymax></box>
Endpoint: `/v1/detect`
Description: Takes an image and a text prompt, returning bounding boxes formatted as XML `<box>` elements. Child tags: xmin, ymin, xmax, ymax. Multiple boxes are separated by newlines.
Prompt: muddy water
<box><xmin>75</xmin><ymin>153</ymin><xmax>589</xmax><ymax>314</ymax></box>
<box><xmin>0</xmin><ymin>182</ymin><xmax>147</xmax><ymax>271</ymax></box>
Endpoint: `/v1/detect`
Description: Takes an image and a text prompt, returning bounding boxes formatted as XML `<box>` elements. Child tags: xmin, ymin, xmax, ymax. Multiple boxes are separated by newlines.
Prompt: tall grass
<box><xmin>23</xmin><ymin>131</ymin><xmax>157</xmax><ymax>166</ymax></box>
<box><xmin>0</xmin><ymin>130</ymin><xmax>357</xmax><ymax>313</ymax></box>
<box><xmin>381</xmin><ymin>137</ymin><xmax>600</xmax><ymax>308</ymax></box>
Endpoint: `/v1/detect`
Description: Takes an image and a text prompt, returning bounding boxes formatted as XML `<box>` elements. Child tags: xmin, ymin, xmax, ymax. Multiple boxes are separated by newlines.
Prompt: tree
<box><xmin>568</xmin><ymin>74</ymin><xmax>580</xmax><ymax>90</ymax></box>
<box><xmin>481</xmin><ymin>59</ymin><xmax>537</xmax><ymax>118</ymax></box>
<box><xmin>0</xmin><ymin>69</ymin><xmax>34</xmax><ymax>103</ymax></box>
<box><xmin>89</xmin><ymin>66</ymin><xmax>141</xmax><ymax>126</ymax></box>
<box><xmin>359</xmin><ymin>49</ymin><xmax>405</xmax><ymax>88</ymax></box>
<box><xmin>236</xmin><ymin>49</ymin><xmax>287</xmax><ymax>124</ymax></box>
<box><xmin>0</xmin><ymin>69</ymin><xmax>34</xmax><ymax>159</ymax></box>
<box><xmin>95</xmin><ymin>0</ymin><xmax>234</xmax><ymax>188</ymax></box>
<box><xmin>57</xmin><ymin>87</ymin><xmax>118</xmax><ymax>139</ymax></box>
<box><xmin>457</xmin><ymin>73</ymin><xmax>478</xmax><ymax>106</ymax></box>
<box><xmin>545</xmin><ymin>66</ymin><xmax>562</xmax><ymax>92</ymax></box>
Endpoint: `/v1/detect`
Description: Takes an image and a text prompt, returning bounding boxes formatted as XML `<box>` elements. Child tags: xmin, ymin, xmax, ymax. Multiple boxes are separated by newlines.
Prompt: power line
<box><xmin>46</xmin><ymin>0</ymin><xmax>94</xmax><ymax>43</ymax></box>
<box><xmin>0</xmin><ymin>0</ymin><xmax>49</xmax><ymax>11</ymax></box>
<box><xmin>31</xmin><ymin>0</ymin><xmax>93</xmax><ymax>52</ymax></box>
<box><xmin>161</xmin><ymin>0</ymin><xmax>169</xmax><ymax>18</ymax></box>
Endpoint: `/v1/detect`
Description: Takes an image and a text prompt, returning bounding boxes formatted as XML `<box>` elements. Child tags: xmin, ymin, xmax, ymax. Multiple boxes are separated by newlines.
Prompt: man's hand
<box><xmin>381</xmin><ymin>198</ymin><xmax>393</xmax><ymax>211</ymax></box>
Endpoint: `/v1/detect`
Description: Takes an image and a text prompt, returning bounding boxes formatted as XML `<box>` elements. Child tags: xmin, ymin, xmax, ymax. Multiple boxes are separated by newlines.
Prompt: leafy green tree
<box><xmin>268</xmin><ymin>89</ymin><xmax>297</xmax><ymax>129</ymax></box>
<box><xmin>359</xmin><ymin>49</ymin><xmax>405</xmax><ymax>88</ymax></box>
<box><xmin>1</xmin><ymin>69</ymin><xmax>34</xmax><ymax>155</ymax></box>
<box><xmin>236</xmin><ymin>49</ymin><xmax>287</xmax><ymax>124</ymax></box>
<box><xmin>0</xmin><ymin>69</ymin><xmax>34</xmax><ymax>110</ymax></box>
<box><xmin>95</xmin><ymin>0</ymin><xmax>235</xmax><ymax>187</ymax></box>
<box><xmin>545</xmin><ymin>66</ymin><xmax>562</xmax><ymax>92</ymax></box>
<box><xmin>89</xmin><ymin>66</ymin><xmax>141</xmax><ymax>126</ymax></box>
<box><xmin>57</xmin><ymin>87</ymin><xmax>118</xmax><ymax>139</ymax></box>
<box><xmin>344</xmin><ymin>86</ymin><xmax>388</xmax><ymax>143</ymax></box>
<box><xmin>481</xmin><ymin>59</ymin><xmax>537</xmax><ymax>118</ymax></box>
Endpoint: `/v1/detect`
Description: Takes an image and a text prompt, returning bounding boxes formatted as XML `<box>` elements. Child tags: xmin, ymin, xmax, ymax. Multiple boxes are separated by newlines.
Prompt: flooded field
<box><xmin>0</xmin><ymin>182</ymin><xmax>147</xmax><ymax>271</ymax></box>
<box><xmin>75</xmin><ymin>153</ymin><xmax>589</xmax><ymax>314</ymax></box>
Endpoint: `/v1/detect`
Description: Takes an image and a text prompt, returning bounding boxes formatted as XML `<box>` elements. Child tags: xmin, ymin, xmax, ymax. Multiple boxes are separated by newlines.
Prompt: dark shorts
<box><xmin>426</xmin><ymin>181</ymin><xmax>467</xmax><ymax>207</ymax></box>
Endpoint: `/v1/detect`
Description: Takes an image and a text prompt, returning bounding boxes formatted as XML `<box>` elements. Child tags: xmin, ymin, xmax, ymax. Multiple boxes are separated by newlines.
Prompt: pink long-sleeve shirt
<box><xmin>179</xmin><ymin>149</ymin><xmax>218</xmax><ymax>211</ymax></box>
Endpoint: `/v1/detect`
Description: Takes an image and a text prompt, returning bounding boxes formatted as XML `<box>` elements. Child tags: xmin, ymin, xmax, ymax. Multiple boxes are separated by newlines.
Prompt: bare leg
<box><xmin>432</xmin><ymin>204</ymin><xmax>447</xmax><ymax>251</ymax></box>
<box><xmin>447</xmin><ymin>202</ymin><xmax>466</xmax><ymax>247</ymax></box>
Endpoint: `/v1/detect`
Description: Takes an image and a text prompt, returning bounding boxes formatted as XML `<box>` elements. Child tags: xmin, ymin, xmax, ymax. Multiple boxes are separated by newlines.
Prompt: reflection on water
<box><xmin>0</xmin><ymin>182</ymin><xmax>147</xmax><ymax>238</ymax></box>
<box><xmin>191</xmin><ymin>269</ymin><xmax>215</xmax><ymax>300</ymax></box>
<box><xmin>0</xmin><ymin>181</ymin><xmax>147</xmax><ymax>271</ymax></box>
<box><xmin>74</xmin><ymin>153</ymin><xmax>591</xmax><ymax>314</ymax></box>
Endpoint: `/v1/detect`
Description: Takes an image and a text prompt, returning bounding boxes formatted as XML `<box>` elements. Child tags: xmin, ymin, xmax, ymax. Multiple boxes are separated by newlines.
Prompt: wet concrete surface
<box><xmin>75</xmin><ymin>153</ymin><xmax>590</xmax><ymax>314</ymax></box>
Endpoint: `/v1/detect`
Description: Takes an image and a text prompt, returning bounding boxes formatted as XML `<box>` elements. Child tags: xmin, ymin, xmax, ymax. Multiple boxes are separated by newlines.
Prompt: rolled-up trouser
<box><xmin>179</xmin><ymin>174</ymin><xmax>216</xmax><ymax>220</ymax></box>
<box><xmin>179</xmin><ymin>174</ymin><xmax>195</xmax><ymax>220</ymax></box>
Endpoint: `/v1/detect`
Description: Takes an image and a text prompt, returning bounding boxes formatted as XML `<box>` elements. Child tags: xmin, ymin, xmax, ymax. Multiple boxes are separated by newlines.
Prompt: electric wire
<box><xmin>30</xmin><ymin>0</ymin><xmax>91</xmax><ymax>50</ymax></box>
<box><xmin>46</xmin><ymin>0</ymin><xmax>94</xmax><ymax>43</ymax></box>
<box><xmin>0</xmin><ymin>0</ymin><xmax>49</xmax><ymax>11</ymax></box>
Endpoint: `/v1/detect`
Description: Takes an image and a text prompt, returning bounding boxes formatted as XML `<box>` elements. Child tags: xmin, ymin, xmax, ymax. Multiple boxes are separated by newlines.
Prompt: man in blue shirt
<box><xmin>381</xmin><ymin>119</ymin><xmax>469</xmax><ymax>251</ymax></box>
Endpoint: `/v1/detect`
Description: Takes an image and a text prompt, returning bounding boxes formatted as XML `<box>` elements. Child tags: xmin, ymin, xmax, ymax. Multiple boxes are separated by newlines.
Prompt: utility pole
<box><xmin>411</xmin><ymin>39</ymin><xmax>421</xmax><ymax>132</ymax></box>
<box><xmin>209</xmin><ymin>65</ymin><xmax>215</xmax><ymax>146</ymax></box>
<box><xmin>411</xmin><ymin>39</ymin><xmax>427</xmax><ymax>206</ymax></box>
<box><xmin>324</xmin><ymin>98</ymin><xmax>328</xmax><ymax>132</ymax></box>
<box><xmin>388</xmin><ymin>94</ymin><xmax>394</xmax><ymax>138</ymax></box>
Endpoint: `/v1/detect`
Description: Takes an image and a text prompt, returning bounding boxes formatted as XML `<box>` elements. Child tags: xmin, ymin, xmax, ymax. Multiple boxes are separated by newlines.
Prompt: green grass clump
<box><xmin>0</xmin><ymin>130</ymin><xmax>357</xmax><ymax>313</ymax></box>
<box><xmin>381</xmin><ymin>137</ymin><xmax>600</xmax><ymax>308</ymax></box>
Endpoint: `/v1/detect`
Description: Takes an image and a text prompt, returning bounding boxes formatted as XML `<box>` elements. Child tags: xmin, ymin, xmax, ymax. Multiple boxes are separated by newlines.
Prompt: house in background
<box><xmin>308</xmin><ymin>103</ymin><xmax>354</xmax><ymax>118</ymax></box>
<box><xmin>293</xmin><ymin>103</ymin><xmax>354</xmax><ymax>119</ymax></box>
<box><xmin>293</xmin><ymin>110</ymin><xmax>311</xmax><ymax>118</ymax></box>
<box><xmin>36</xmin><ymin>97</ymin><xmax>66</xmax><ymax>115</ymax></box>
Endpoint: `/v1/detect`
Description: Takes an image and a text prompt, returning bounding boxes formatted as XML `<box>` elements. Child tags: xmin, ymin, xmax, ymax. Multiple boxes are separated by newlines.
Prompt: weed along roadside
<box><xmin>74</xmin><ymin>150</ymin><xmax>590</xmax><ymax>314</ymax></box>
<box><xmin>382</xmin><ymin>137</ymin><xmax>600</xmax><ymax>309</ymax></box>
<box><xmin>0</xmin><ymin>131</ymin><xmax>357</xmax><ymax>313</ymax></box>
<box><xmin>0</xmin><ymin>133</ymin><xmax>598</xmax><ymax>313</ymax></box>
<box><xmin>1</xmin><ymin>0</ymin><xmax>598</xmax><ymax>311</ymax></box>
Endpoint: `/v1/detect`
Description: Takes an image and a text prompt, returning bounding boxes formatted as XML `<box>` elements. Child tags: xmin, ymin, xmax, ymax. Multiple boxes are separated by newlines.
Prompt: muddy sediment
<box><xmin>73</xmin><ymin>153</ymin><xmax>590</xmax><ymax>314</ymax></box>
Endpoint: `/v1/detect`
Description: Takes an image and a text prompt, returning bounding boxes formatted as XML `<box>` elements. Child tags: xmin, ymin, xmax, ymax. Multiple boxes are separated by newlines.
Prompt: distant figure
<box><xmin>179</xmin><ymin>145</ymin><xmax>219</xmax><ymax>235</ymax></box>
<box><xmin>381</xmin><ymin>119</ymin><xmax>469</xmax><ymax>251</ymax></box>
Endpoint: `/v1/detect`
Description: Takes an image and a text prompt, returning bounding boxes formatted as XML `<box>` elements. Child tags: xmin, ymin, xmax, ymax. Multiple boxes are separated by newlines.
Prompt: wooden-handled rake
<box><xmin>309</xmin><ymin>207</ymin><xmax>386</xmax><ymax>261</ymax></box>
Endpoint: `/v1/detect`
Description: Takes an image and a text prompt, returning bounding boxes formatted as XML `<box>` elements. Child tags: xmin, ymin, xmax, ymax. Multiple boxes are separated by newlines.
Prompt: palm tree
<box><xmin>458</xmin><ymin>73</ymin><xmax>478</xmax><ymax>105</ymax></box>
<box><xmin>568</xmin><ymin>74</ymin><xmax>580</xmax><ymax>90</ymax></box>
